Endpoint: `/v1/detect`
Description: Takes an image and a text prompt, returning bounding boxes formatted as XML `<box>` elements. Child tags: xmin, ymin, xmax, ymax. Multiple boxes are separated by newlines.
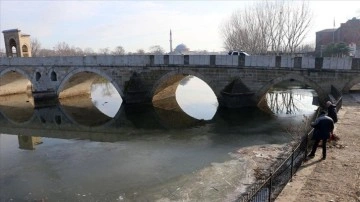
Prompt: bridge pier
<box><xmin>218</xmin><ymin>92</ymin><xmax>257</xmax><ymax>108</ymax></box>
<box><xmin>32</xmin><ymin>91</ymin><xmax>59</xmax><ymax>108</ymax></box>
<box><xmin>32</xmin><ymin>90</ymin><xmax>57</xmax><ymax>101</ymax></box>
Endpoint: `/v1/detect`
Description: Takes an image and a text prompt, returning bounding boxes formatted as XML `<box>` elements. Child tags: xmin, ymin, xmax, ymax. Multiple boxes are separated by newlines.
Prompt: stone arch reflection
<box><xmin>175</xmin><ymin>76</ymin><xmax>218</xmax><ymax>120</ymax></box>
<box><xmin>263</xmin><ymin>81</ymin><xmax>318</xmax><ymax>116</ymax></box>
<box><xmin>0</xmin><ymin>70</ymin><xmax>34</xmax><ymax>123</ymax></box>
<box><xmin>152</xmin><ymin>72</ymin><xmax>218</xmax><ymax>121</ymax></box>
<box><xmin>122</xmin><ymin>104</ymin><xmax>207</xmax><ymax>130</ymax></box>
<box><xmin>0</xmin><ymin>104</ymin><xmax>35</xmax><ymax>124</ymax></box>
<box><xmin>58</xmin><ymin>71</ymin><xmax>123</xmax><ymax>127</ymax></box>
<box><xmin>255</xmin><ymin>73</ymin><xmax>326</xmax><ymax>109</ymax></box>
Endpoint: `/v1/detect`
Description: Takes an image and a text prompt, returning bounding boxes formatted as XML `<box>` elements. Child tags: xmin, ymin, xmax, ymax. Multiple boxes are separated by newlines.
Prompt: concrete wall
<box><xmin>215</xmin><ymin>55</ymin><xmax>238</xmax><ymax>66</ymax></box>
<box><xmin>245</xmin><ymin>55</ymin><xmax>276</xmax><ymax>67</ymax></box>
<box><xmin>1</xmin><ymin>55</ymin><xmax>359</xmax><ymax>69</ymax></box>
<box><xmin>301</xmin><ymin>57</ymin><xmax>316</xmax><ymax>69</ymax></box>
<box><xmin>323</xmin><ymin>57</ymin><xmax>353</xmax><ymax>70</ymax></box>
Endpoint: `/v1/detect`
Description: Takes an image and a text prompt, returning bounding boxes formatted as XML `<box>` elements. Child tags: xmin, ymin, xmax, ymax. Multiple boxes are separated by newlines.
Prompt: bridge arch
<box><xmin>255</xmin><ymin>73</ymin><xmax>327</xmax><ymax>106</ymax></box>
<box><xmin>9</xmin><ymin>38</ymin><xmax>17</xmax><ymax>56</ymax></box>
<box><xmin>0</xmin><ymin>68</ymin><xmax>35</xmax><ymax>124</ymax></box>
<box><xmin>0</xmin><ymin>67</ymin><xmax>33</xmax><ymax>96</ymax></box>
<box><xmin>151</xmin><ymin>69</ymin><xmax>216</xmax><ymax>97</ymax></box>
<box><xmin>56</xmin><ymin>67</ymin><xmax>124</xmax><ymax>98</ymax></box>
<box><xmin>56</xmin><ymin>67</ymin><xmax>124</xmax><ymax>127</ymax></box>
<box><xmin>342</xmin><ymin>74</ymin><xmax>360</xmax><ymax>93</ymax></box>
<box><xmin>151</xmin><ymin>69</ymin><xmax>218</xmax><ymax>120</ymax></box>
<box><xmin>0</xmin><ymin>67</ymin><xmax>32</xmax><ymax>82</ymax></box>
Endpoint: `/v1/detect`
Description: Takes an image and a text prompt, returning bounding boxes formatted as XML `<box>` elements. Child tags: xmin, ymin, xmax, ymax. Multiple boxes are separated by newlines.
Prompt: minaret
<box><xmin>170</xmin><ymin>29</ymin><xmax>173</xmax><ymax>53</ymax></box>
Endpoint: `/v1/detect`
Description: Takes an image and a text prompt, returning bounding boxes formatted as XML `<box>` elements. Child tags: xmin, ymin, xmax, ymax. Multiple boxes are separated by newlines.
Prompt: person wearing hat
<box><xmin>308</xmin><ymin>110</ymin><xmax>334</xmax><ymax>160</ymax></box>
<box><xmin>326</xmin><ymin>101</ymin><xmax>338</xmax><ymax>123</ymax></box>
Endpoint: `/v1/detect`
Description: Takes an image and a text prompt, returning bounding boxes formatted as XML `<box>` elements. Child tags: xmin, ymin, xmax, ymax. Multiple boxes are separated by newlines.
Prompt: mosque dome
<box><xmin>174</xmin><ymin>43</ymin><xmax>189</xmax><ymax>53</ymax></box>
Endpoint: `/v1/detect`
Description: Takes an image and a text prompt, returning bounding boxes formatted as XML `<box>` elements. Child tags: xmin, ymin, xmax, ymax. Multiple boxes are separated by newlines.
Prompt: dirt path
<box><xmin>276</xmin><ymin>93</ymin><xmax>360</xmax><ymax>202</ymax></box>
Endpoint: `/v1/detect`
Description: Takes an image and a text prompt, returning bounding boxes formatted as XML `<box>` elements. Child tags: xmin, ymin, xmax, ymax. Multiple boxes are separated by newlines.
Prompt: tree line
<box><xmin>30</xmin><ymin>39</ymin><xmax>167</xmax><ymax>57</ymax></box>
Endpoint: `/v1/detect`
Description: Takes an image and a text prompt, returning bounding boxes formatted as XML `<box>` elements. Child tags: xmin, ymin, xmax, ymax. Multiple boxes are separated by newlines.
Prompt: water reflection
<box><xmin>57</xmin><ymin>82</ymin><xmax>122</xmax><ymax>126</ymax></box>
<box><xmin>0</xmin><ymin>88</ymin><xmax>318</xmax><ymax>144</ymax></box>
<box><xmin>176</xmin><ymin>76</ymin><xmax>218</xmax><ymax>120</ymax></box>
<box><xmin>60</xmin><ymin>95</ymin><xmax>114</xmax><ymax>127</ymax></box>
<box><xmin>88</xmin><ymin>76</ymin><xmax>218</xmax><ymax>121</ymax></box>
<box><xmin>17</xmin><ymin>135</ymin><xmax>42</xmax><ymax>150</ymax></box>
<box><xmin>266</xmin><ymin>88</ymin><xmax>318</xmax><ymax>116</ymax></box>
<box><xmin>0</xmin><ymin>82</ymin><xmax>321</xmax><ymax>201</ymax></box>
<box><xmin>265</xmin><ymin>87</ymin><xmax>318</xmax><ymax>141</ymax></box>
<box><xmin>0</xmin><ymin>93</ymin><xmax>34</xmax><ymax>123</ymax></box>
<box><xmin>91</xmin><ymin>82</ymin><xmax>122</xmax><ymax>118</ymax></box>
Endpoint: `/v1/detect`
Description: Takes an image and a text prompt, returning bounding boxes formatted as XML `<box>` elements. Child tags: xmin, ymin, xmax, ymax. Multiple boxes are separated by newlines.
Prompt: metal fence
<box><xmin>236</xmin><ymin>94</ymin><xmax>342</xmax><ymax>202</ymax></box>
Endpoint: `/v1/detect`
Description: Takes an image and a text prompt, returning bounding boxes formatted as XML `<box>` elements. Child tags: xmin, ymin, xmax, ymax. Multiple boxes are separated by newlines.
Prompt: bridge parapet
<box><xmin>323</xmin><ymin>57</ymin><xmax>353</xmax><ymax>70</ymax></box>
<box><xmin>1</xmin><ymin>55</ymin><xmax>360</xmax><ymax>70</ymax></box>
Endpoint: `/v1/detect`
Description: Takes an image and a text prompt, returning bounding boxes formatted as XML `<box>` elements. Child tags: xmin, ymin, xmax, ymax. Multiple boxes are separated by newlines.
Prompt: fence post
<box><xmin>304</xmin><ymin>134</ymin><xmax>308</xmax><ymax>160</ymax></box>
<box><xmin>268</xmin><ymin>172</ymin><xmax>272</xmax><ymax>202</ymax></box>
<box><xmin>290</xmin><ymin>150</ymin><xmax>294</xmax><ymax>181</ymax></box>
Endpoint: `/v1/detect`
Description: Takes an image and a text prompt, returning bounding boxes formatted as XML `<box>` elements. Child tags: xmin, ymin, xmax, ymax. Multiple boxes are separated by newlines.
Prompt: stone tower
<box><xmin>2</xmin><ymin>29</ymin><xmax>32</xmax><ymax>57</ymax></box>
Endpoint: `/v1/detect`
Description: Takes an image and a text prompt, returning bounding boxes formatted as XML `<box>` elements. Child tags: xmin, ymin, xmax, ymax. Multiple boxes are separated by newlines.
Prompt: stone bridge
<box><xmin>1</xmin><ymin>55</ymin><xmax>360</xmax><ymax>109</ymax></box>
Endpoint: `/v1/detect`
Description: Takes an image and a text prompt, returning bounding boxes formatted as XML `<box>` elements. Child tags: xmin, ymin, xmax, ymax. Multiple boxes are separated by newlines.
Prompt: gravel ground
<box><xmin>276</xmin><ymin>93</ymin><xmax>360</xmax><ymax>202</ymax></box>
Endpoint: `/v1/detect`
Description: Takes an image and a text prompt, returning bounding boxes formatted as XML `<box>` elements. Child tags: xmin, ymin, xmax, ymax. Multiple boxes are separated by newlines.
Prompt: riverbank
<box><xmin>121</xmin><ymin>143</ymin><xmax>292</xmax><ymax>201</ymax></box>
<box><xmin>276</xmin><ymin>93</ymin><xmax>360</xmax><ymax>202</ymax></box>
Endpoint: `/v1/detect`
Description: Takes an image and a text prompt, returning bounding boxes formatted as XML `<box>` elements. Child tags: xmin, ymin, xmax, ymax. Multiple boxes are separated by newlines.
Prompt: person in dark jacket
<box><xmin>326</xmin><ymin>101</ymin><xmax>338</xmax><ymax>123</ymax></box>
<box><xmin>308</xmin><ymin>111</ymin><xmax>334</xmax><ymax>160</ymax></box>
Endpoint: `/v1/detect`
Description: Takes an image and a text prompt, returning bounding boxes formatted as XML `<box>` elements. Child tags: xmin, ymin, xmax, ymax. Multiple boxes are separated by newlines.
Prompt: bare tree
<box><xmin>38</xmin><ymin>48</ymin><xmax>56</xmax><ymax>57</ymax></box>
<box><xmin>193</xmin><ymin>50</ymin><xmax>209</xmax><ymax>55</ymax></box>
<box><xmin>53</xmin><ymin>42</ymin><xmax>73</xmax><ymax>56</ymax></box>
<box><xmin>283</xmin><ymin>1</ymin><xmax>312</xmax><ymax>54</ymax></box>
<box><xmin>52</xmin><ymin>42</ymin><xmax>88</xmax><ymax>56</ymax></box>
<box><xmin>134</xmin><ymin>49</ymin><xmax>145</xmax><ymax>55</ymax></box>
<box><xmin>297</xmin><ymin>43</ymin><xmax>315</xmax><ymax>55</ymax></box>
<box><xmin>83</xmin><ymin>48</ymin><xmax>95</xmax><ymax>56</ymax></box>
<box><xmin>221</xmin><ymin>0</ymin><xmax>312</xmax><ymax>55</ymax></box>
<box><xmin>148</xmin><ymin>45</ymin><xmax>165</xmax><ymax>55</ymax></box>
<box><xmin>73</xmin><ymin>47</ymin><xmax>84</xmax><ymax>56</ymax></box>
<box><xmin>31</xmin><ymin>38</ymin><xmax>41</xmax><ymax>57</ymax></box>
<box><xmin>221</xmin><ymin>7</ymin><xmax>269</xmax><ymax>54</ymax></box>
<box><xmin>112</xmin><ymin>46</ymin><xmax>125</xmax><ymax>55</ymax></box>
<box><xmin>99</xmin><ymin>47</ymin><xmax>110</xmax><ymax>55</ymax></box>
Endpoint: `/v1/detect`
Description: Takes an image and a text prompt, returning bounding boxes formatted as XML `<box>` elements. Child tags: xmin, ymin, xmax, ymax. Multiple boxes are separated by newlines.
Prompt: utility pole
<box><xmin>333</xmin><ymin>17</ymin><xmax>335</xmax><ymax>43</ymax></box>
<box><xmin>170</xmin><ymin>29</ymin><xmax>173</xmax><ymax>53</ymax></box>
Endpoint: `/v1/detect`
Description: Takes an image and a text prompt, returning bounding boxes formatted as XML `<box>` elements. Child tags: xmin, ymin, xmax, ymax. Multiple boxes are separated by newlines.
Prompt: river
<box><xmin>0</xmin><ymin>76</ymin><xmax>318</xmax><ymax>201</ymax></box>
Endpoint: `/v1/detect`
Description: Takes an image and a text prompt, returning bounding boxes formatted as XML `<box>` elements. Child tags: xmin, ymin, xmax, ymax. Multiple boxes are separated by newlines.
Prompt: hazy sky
<box><xmin>1</xmin><ymin>1</ymin><xmax>359</xmax><ymax>53</ymax></box>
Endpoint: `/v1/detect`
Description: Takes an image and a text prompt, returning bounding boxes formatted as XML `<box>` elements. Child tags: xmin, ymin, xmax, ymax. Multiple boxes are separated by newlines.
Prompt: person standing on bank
<box><xmin>308</xmin><ymin>111</ymin><xmax>334</xmax><ymax>160</ymax></box>
<box><xmin>326</xmin><ymin>101</ymin><xmax>338</xmax><ymax>123</ymax></box>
